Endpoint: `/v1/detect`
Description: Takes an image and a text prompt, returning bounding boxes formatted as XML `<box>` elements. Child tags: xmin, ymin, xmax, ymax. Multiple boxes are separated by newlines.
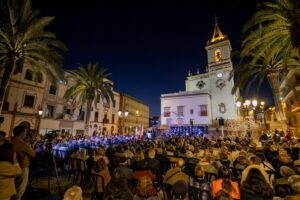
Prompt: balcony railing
<box><xmin>291</xmin><ymin>102</ymin><xmax>300</xmax><ymax>112</ymax></box>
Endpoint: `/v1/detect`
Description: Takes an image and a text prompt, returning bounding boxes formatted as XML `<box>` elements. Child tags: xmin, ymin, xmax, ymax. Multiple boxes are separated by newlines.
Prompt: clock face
<box><xmin>217</xmin><ymin>72</ymin><xmax>223</xmax><ymax>78</ymax></box>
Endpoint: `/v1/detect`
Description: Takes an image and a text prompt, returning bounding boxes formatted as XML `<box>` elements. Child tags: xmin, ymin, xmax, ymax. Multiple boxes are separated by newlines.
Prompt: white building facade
<box><xmin>161</xmin><ymin>23</ymin><xmax>238</xmax><ymax>126</ymax></box>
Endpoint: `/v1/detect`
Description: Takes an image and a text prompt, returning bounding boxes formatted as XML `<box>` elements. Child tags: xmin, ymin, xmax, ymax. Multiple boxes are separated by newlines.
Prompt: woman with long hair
<box><xmin>241</xmin><ymin>166</ymin><xmax>274</xmax><ymax>199</ymax></box>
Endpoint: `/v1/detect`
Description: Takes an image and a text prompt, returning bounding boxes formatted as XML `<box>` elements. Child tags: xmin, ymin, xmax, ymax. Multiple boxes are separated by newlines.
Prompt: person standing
<box><xmin>11</xmin><ymin>126</ymin><xmax>36</xmax><ymax>200</ymax></box>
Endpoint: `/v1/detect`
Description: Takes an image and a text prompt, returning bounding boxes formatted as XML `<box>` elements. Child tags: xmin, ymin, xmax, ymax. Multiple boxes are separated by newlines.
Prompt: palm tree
<box><xmin>231</xmin><ymin>50</ymin><xmax>300</xmax><ymax>123</ymax></box>
<box><xmin>64</xmin><ymin>63</ymin><xmax>115</xmax><ymax>135</ymax></box>
<box><xmin>240</xmin><ymin>0</ymin><xmax>300</xmax><ymax>64</ymax></box>
<box><xmin>0</xmin><ymin>0</ymin><xmax>66</xmax><ymax>114</ymax></box>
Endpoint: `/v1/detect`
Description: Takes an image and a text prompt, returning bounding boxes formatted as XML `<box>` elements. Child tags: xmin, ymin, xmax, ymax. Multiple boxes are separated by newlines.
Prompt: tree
<box><xmin>240</xmin><ymin>0</ymin><xmax>300</xmax><ymax>64</ymax></box>
<box><xmin>0</xmin><ymin>0</ymin><xmax>66</xmax><ymax>114</ymax></box>
<box><xmin>64</xmin><ymin>63</ymin><xmax>115</xmax><ymax>135</ymax></box>
<box><xmin>231</xmin><ymin>50</ymin><xmax>300</xmax><ymax>123</ymax></box>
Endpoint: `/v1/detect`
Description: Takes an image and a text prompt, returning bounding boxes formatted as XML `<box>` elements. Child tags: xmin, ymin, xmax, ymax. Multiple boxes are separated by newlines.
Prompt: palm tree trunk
<box><xmin>267</xmin><ymin>71</ymin><xmax>286</xmax><ymax>127</ymax></box>
<box><xmin>85</xmin><ymin>99</ymin><xmax>93</xmax><ymax>135</ymax></box>
<box><xmin>0</xmin><ymin>57</ymin><xmax>16</xmax><ymax>115</ymax></box>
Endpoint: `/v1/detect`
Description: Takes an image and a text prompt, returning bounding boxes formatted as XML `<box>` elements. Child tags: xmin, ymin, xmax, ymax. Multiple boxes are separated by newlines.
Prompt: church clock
<box><xmin>216</xmin><ymin>72</ymin><xmax>223</xmax><ymax>78</ymax></box>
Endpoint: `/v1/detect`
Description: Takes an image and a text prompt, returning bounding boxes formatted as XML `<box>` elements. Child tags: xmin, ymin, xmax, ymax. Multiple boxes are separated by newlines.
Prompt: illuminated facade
<box><xmin>280</xmin><ymin>69</ymin><xmax>300</xmax><ymax>137</ymax></box>
<box><xmin>119</xmin><ymin>93</ymin><xmax>150</xmax><ymax>134</ymax></box>
<box><xmin>161</xmin><ymin>22</ymin><xmax>238</xmax><ymax>126</ymax></box>
<box><xmin>0</xmin><ymin>66</ymin><xmax>121</xmax><ymax>136</ymax></box>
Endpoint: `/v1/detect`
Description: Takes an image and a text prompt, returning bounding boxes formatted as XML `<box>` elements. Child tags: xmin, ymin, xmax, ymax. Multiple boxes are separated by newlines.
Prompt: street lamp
<box><xmin>36</xmin><ymin>105</ymin><xmax>43</xmax><ymax>134</ymax></box>
<box><xmin>135</xmin><ymin>110</ymin><xmax>140</xmax><ymax>136</ymax></box>
<box><xmin>236</xmin><ymin>99</ymin><xmax>258</xmax><ymax>117</ymax></box>
<box><xmin>236</xmin><ymin>98</ymin><xmax>265</xmax><ymax>138</ymax></box>
<box><xmin>118</xmin><ymin>110</ymin><xmax>129</xmax><ymax>135</ymax></box>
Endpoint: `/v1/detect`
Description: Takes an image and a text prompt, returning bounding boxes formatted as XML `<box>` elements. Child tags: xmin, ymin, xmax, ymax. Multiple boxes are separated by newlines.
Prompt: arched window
<box><xmin>35</xmin><ymin>72</ymin><xmax>43</xmax><ymax>83</ymax></box>
<box><xmin>49</xmin><ymin>85</ymin><xmax>57</xmax><ymax>95</ymax></box>
<box><xmin>24</xmin><ymin>69</ymin><xmax>33</xmax><ymax>81</ymax></box>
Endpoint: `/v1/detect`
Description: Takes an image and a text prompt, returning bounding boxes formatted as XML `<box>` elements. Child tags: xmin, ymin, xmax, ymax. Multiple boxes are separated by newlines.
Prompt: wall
<box><xmin>161</xmin><ymin>92</ymin><xmax>211</xmax><ymax>125</ymax></box>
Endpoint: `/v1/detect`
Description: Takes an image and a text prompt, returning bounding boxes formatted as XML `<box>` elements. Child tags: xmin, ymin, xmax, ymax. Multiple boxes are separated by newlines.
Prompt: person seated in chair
<box><xmin>63</xmin><ymin>185</ymin><xmax>83</xmax><ymax>200</ymax></box>
<box><xmin>103</xmin><ymin>168</ymin><xmax>133</xmax><ymax>200</ymax></box>
<box><xmin>92</xmin><ymin>158</ymin><xmax>111</xmax><ymax>193</ymax></box>
<box><xmin>190</xmin><ymin>165</ymin><xmax>210</xmax><ymax>191</ymax></box>
<box><xmin>240</xmin><ymin>165</ymin><xmax>274</xmax><ymax>200</ymax></box>
<box><xmin>211</xmin><ymin>166</ymin><xmax>240</xmax><ymax>199</ymax></box>
<box><xmin>145</xmin><ymin>148</ymin><xmax>162</xmax><ymax>185</ymax></box>
<box><xmin>164</xmin><ymin>158</ymin><xmax>189</xmax><ymax>185</ymax></box>
<box><xmin>133</xmin><ymin>176</ymin><xmax>159</xmax><ymax>200</ymax></box>
<box><xmin>285</xmin><ymin>175</ymin><xmax>300</xmax><ymax>200</ymax></box>
<box><xmin>173</xmin><ymin>180</ymin><xmax>188</xmax><ymax>200</ymax></box>
<box><xmin>115</xmin><ymin>156</ymin><xmax>133</xmax><ymax>180</ymax></box>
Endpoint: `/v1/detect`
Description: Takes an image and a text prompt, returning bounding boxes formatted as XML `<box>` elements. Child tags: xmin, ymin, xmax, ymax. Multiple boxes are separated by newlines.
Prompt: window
<box><xmin>164</xmin><ymin>107</ymin><xmax>171</xmax><ymax>117</ymax></box>
<box><xmin>177</xmin><ymin>106</ymin><xmax>184</xmax><ymax>117</ymax></box>
<box><xmin>63</xmin><ymin>106</ymin><xmax>71</xmax><ymax>114</ymax></box>
<box><xmin>24</xmin><ymin>69</ymin><xmax>33</xmax><ymax>81</ymax></box>
<box><xmin>47</xmin><ymin>105</ymin><xmax>54</xmax><ymax>117</ymax></box>
<box><xmin>103</xmin><ymin>98</ymin><xmax>109</xmax><ymax>107</ymax></box>
<box><xmin>79</xmin><ymin>111</ymin><xmax>85</xmax><ymax>121</ymax></box>
<box><xmin>23</xmin><ymin>95</ymin><xmax>35</xmax><ymax>107</ymax></box>
<box><xmin>190</xmin><ymin>109</ymin><xmax>194</xmax><ymax>115</ymax></box>
<box><xmin>103</xmin><ymin>113</ymin><xmax>109</xmax><ymax>123</ymax></box>
<box><xmin>112</xmin><ymin>114</ymin><xmax>115</xmax><ymax>124</ymax></box>
<box><xmin>95</xmin><ymin>112</ymin><xmax>99</xmax><ymax>122</ymax></box>
<box><xmin>49</xmin><ymin>85</ymin><xmax>57</xmax><ymax>95</ymax></box>
<box><xmin>59</xmin><ymin>80</ymin><xmax>68</xmax><ymax>85</ymax></box>
<box><xmin>199</xmin><ymin>105</ymin><xmax>208</xmax><ymax>116</ymax></box>
<box><xmin>35</xmin><ymin>72</ymin><xmax>43</xmax><ymax>83</ymax></box>
<box><xmin>96</xmin><ymin>94</ymin><xmax>100</xmax><ymax>103</ymax></box>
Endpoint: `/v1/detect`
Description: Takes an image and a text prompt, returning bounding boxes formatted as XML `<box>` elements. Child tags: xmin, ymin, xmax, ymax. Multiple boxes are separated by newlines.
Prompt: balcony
<box><xmin>102</xmin><ymin>118</ymin><xmax>109</xmax><ymax>124</ymax></box>
<box><xmin>291</xmin><ymin>102</ymin><xmax>300</xmax><ymax>113</ymax></box>
<box><xmin>163</xmin><ymin>112</ymin><xmax>170</xmax><ymax>117</ymax></box>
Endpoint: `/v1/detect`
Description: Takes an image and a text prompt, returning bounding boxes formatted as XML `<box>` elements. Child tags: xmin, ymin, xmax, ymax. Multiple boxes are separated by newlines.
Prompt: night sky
<box><xmin>35</xmin><ymin>0</ymin><xmax>272</xmax><ymax>116</ymax></box>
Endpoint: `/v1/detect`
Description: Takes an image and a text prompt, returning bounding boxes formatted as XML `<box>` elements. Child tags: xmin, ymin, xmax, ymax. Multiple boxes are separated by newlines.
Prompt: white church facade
<box><xmin>161</xmin><ymin>22</ymin><xmax>239</xmax><ymax>126</ymax></box>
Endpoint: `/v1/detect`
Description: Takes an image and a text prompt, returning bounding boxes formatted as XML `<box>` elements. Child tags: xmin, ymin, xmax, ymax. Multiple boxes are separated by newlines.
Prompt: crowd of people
<box><xmin>0</xmin><ymin>125</ymin><xmax>300</xmax><ymax>200</ymax></box>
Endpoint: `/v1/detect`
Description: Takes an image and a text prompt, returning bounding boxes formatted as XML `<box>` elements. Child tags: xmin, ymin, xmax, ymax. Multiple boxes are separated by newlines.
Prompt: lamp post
<box><xmin>36</xmin><ymin>105</ymin><xmax>43</xmax><ymax>134</ymax></box>
<box><xmin>236</xmin><ymin>99</ymin><xmax>260</xmax><ymax>139</ymax></box>
<box><xmin>236</xmin><ymin>99</ymin><xmax>258</xmax><ymax>118</ymax></box>
<box><xmin>118</xmin><ymin>110</ymin><xmax>129</xmax><ymax>135</ymax></box>
<box><xmin>259</xmin><ymin>101</ymin><xmax>266</xmax><ymax>129</ymax></box>
<box><xmin>135</xmin><ymin>110</ymin><xmax>140</xmax><ymax>136</ymax></box>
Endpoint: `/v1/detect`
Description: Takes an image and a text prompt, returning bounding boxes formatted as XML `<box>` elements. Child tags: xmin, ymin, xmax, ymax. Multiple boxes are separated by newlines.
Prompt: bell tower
<box><xmin>205</xmin><ymin>21</ymin><xmax>238</xmax><ymax>120</ymax></box>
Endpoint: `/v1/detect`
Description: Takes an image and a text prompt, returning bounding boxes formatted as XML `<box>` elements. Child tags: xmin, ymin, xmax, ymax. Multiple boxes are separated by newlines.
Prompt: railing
<box><xmin>291</xmin><ymin>102</ymin><xmax>300</xmax><ymax>112</ymax></box>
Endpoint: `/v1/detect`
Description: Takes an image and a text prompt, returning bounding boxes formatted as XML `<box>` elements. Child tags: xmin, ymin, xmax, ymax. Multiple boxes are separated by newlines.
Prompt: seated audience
<box><xmin>0</xmin><ymin>131</ymin><xmax>8</xmax><ymax>146</ymax></box>
<box><xmin>103</xmin><ymin>168</ymin><xmax>133</xmax><ymax>200</ymax></box>
<box><xmin>173</xmin><ymin>180</ymin><xmax>189</xmax><ymax>200</ymax></box>
<box><xmin>0</xmin><ymin>143</ymin><xmax>23</xmax><ymax>200</ymax></box>
<box><xmin>63</xmin><ymin>185</ymin><xmax>83</xmax><ymax>200</ymax></box>
<box><xmin>241</xmin><ymin>165</ymin><xmax>274</xmax><ymax>200</ymax></box>
<box><xmin>190</xmin><ymin>165</ymin><xmax>210</xmax><ymax>191</ymax></box>
<box><xmin>92</xmin><ymin>158</ymin><xmax>111</xmax><ymax>192</ymax></box>
<box><xmin>145</xmin><ymin>148</ymin><xmax>162</xmax><ymax>184</ymax></box>
<box><xmin>94</xmin><ymin>148</ymin><xmax>109</xmax><ymax>165</ymax></box>
<box><xmin>115</xmin><ymin>156</ymin><xmax>133</xmax><ymax>180</ymax></box>
<box><xmin>164</xmin><ymin>158</ymin><xmax>189</xmax><ymax>185</ymax></box>
<box><xmin>133</xmin><ymin>176</ymin><xmax>159</xmax><ymax>200</ymax></box>
<box><xmin>211</xmin><ymin>166</ymin><xmax>240</xmax><ymax>199</ymax></box>
<box><xmin>286</xmin><ymin>175</ymin><xmax>300</xmax><ymax>200</ymax></box>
